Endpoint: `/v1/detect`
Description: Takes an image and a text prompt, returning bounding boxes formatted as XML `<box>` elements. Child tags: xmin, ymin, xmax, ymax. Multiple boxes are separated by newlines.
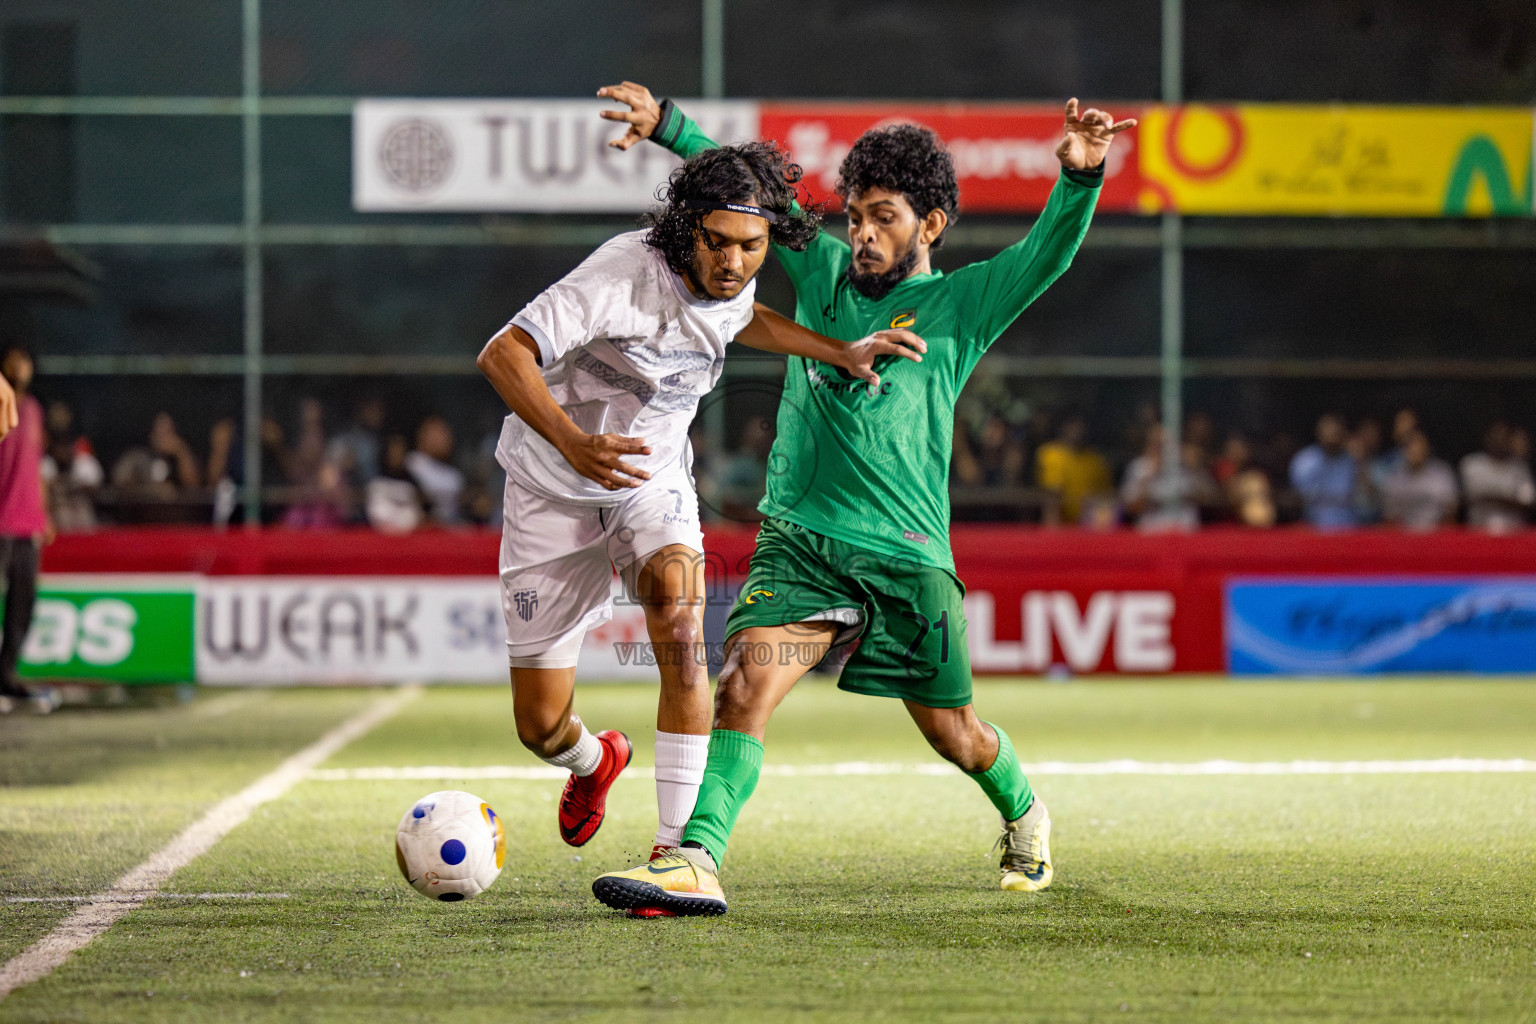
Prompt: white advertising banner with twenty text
<box><xmin>197</xmin><ymin>577</ymin><xmax>652</xmax><ymax>685</ymax></box>
<box><xmin>352</xmin><ymin>99</ymin><xmax>760</xmax><ymax>212</ymax></box>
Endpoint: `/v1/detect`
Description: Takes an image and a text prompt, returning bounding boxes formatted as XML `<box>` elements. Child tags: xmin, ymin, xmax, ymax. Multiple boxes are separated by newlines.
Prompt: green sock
<box><xmin>680</xmin><ymin>729</ymin><xmax>764</xmax><ymax>866</ymax></box>
<box><xmin>968</xmin><ymin>723</ymin><xmax>1034</xmax><ymax>821</ymax></box>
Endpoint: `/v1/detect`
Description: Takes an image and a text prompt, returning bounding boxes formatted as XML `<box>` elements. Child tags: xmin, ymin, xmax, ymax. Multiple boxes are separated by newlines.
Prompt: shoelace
<box><xmin>992</xmin><ymin>824</ymin><xmax>1042</xmax><ymax>868</ymax></box>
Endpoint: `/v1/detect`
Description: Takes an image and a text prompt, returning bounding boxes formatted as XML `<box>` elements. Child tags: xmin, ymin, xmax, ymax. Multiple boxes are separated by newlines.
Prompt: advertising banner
<box><xmin>756</xmin><ymin>103</ymin><xmax>1145</xmax><ymax>213</ymax></box>
<box><xmin>19</xmin><ymin>575</ymin><xmax>196</xmax><ymax>683</ymax></box>
<box><xmin>354</xmin><ymin>98</ymin><xmax>1532</xmax><ymax>217</ymax></box>
<box><xmin>29</xmin><ymin>532</ymin><xmax>1536</xmax><ymax>682</ymax></box>
<box><xmin>963</xmin><ymin>589</ymin><xmax>1177</xmax><ymax>674</ymax></box>
<box><xmin>196</xmin><ymin>577</ymin><xmax>654</xmax><ymax>685</ymax></box>
<box><xmin>1137</xmin><ymin>104</ymin><xmax>1534</xmax><ymax>217</ymax></box>
<box><xmin>352</xmin><ymin>99</ymin><xmax>758</xmax><ymax>212</ymax></box>
<box><xmin>1226</xmin><ymin>577</ymin><xmax>1536</xmax><ymax>674</ymax></box>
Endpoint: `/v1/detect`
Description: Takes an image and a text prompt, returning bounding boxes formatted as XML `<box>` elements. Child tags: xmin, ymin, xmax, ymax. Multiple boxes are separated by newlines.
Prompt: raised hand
<box><xmin>840</xmin><ymin>329</ymin><xmax>927</xmax><ymax>393</ymax></box>
<box><xmin>596</xmin><ymin>81</ymin><xmax>662</xmax><ymax>151</ymax></box>
<box><xmin>557</xmin><ymin>431</ymin><xmax>653</xmax><ymax>490</ymax></box>
<box><xmin>1054</xmin><ymin>98</ymin><xmax>1137</xmax><ymax>171</ymax></box>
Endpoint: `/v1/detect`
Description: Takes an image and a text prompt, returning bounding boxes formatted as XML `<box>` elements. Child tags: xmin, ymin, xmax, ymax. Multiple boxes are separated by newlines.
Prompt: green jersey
<box><xmin>657</xmin><ymin>108</ymin><xmax>1101</xmax><ymax>571</ymax></box>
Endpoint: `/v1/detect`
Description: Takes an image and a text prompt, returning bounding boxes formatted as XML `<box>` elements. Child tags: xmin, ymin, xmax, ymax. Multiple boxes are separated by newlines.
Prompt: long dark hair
<box><xmin>643</xmin><ymin>142</ymin><xmax>822</xmax><ymax>276</ymax></box>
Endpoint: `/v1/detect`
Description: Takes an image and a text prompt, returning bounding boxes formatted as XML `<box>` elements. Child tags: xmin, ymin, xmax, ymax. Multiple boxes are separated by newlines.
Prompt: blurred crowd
<box><xmin>921</xmin><ymin>403</ymin><xmax>1534</xmax><ymax>532</ymax></box>
<box><xmin>32</xmin><ymin>390</ymin><xmax>1536</xmax><ymax>535</ymax></box>
<box><xmin>48</xmin><ymin>396</ymin><xmax>507</xmax><ymax>532</ymax></box>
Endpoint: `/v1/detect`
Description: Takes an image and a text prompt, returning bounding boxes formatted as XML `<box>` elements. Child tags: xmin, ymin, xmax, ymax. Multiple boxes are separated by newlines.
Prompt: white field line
<box><xmin>307</xmin><ymin>757</ymin><xmax>1536</xmax><ymax>783</ymax></box>
<box><xmin>6</xmin><ymin>893</ymin><xmax>291</xmax><ymax>904</ymax></box>
<box><xmin>0</xmin><ymin>685</ymin><xmax>420</xmax><ymax>1001</ymax></box>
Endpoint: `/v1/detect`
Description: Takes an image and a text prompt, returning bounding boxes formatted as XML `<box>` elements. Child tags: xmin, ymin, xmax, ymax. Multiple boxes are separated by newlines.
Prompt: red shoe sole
<box><xmin>626</xmin><ymin>906</ymin><xmax>677</xmax><ymax>919</ymax></box>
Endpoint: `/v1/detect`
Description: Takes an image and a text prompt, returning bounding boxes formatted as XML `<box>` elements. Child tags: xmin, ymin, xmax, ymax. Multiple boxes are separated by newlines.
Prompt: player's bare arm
<box><xmin>736</xmin><ymin>304</ymin><xmax>927</xmax><ymax>392</ymax></box>
<box><xmin>476</xmin><ymin>325</ymin><xmax>652</xmax><ymax>490</ymax></box>
<box><xmin>597</xmin><ymin>82</ymin><xmax>661</xmax><ymax>150</ymax></box>
<box><xmin>0</xmin><ymin>373</ymin><xmax>16</xmax><ymax>440</ymax></box>
<box><xmin>1054</xmin><ymin>98</ymin><xmax>1136</xmax><ymax>170</ymax></box>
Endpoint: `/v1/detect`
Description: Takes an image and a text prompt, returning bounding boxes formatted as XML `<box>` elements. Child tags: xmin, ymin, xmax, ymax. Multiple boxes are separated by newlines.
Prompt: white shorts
<box><xmin>499</xmin><ymin>469</ymin><xmax>705</xmax><ymax>668</ymax></box>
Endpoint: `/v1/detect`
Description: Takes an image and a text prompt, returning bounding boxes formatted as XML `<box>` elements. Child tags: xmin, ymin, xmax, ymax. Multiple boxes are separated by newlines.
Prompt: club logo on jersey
<box><xmin>889</xmin><ymin>309</ymin><xmax>917</xmax><ymax>330</ymax></box>
<box><xmin>512</xmin><ymin>589</ymin><xmax>539</xmax><ymax>622</ymax></box>
<box><xmin>744</xmin><ymin>588</ymin><xmax>776</xmax><ymax>605</ymax></box>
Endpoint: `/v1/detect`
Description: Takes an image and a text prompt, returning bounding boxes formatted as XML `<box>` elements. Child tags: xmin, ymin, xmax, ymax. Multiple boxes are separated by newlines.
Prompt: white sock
<box><xmin>653</xmin><ymin>730</ymin><xmax>708</xmax><ymax>848</ymax></box>
<box><xmin>542</xmin><ymin>725</ymin><xmax>603</xmax><ymax>777</ymax></box>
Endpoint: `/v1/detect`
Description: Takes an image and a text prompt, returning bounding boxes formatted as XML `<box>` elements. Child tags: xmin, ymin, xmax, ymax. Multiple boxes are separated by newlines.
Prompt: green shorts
<box><xmin>724</xmin><ymin>517</ymin><xmax>973</xmax><ymax>708</ymax></box>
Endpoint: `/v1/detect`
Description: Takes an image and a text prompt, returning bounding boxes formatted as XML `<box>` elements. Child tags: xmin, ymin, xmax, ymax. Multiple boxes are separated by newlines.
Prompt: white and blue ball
<box><xmin>394</xmin><ymin>790</ymin><xmax>505</xmax><ymax>902</ymax></box>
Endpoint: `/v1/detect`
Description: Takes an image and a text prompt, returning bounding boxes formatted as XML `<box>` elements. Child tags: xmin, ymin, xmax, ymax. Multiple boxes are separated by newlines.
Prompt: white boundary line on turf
<box><xmin>6</xmin><ymin>893</ymin><xmax>292</xmax><ymax>904</ymax></box>
<box><xmin>0</xmin><ymin>684</ymin><xmax>420</xmax><ymax>1001</ymax></box>
<box><xmin>306</xmin><ymin>757</ymin><xmax>1536</xmax><ymax>782</ymax></box>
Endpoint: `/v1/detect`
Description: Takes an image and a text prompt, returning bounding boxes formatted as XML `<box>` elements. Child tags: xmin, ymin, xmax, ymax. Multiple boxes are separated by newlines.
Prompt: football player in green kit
<box><xmin>591</xmin><ymin>82</ymin><xmax>1135</xmax><ymax>916</ymax></box>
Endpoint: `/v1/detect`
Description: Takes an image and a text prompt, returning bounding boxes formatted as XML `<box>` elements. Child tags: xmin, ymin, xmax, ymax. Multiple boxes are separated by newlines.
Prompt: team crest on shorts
<box><xmin>512</xmin><ymin>589</ymin><xmax>539</xmax><ymax>622</ymax></box>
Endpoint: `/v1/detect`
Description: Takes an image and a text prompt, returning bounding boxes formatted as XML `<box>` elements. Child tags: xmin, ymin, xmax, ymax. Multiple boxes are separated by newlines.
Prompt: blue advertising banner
<box><xmin>1226</xmin><ymin>578</ymin><xmax>1536</xmax><ymax>675</ymax></box>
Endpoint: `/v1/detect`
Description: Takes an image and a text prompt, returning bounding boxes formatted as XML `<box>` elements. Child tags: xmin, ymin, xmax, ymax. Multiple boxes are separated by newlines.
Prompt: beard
<box><xmin>845</xmin><ymin>227</ymin><xmax>921</xmax><ymax>300</ymax></box>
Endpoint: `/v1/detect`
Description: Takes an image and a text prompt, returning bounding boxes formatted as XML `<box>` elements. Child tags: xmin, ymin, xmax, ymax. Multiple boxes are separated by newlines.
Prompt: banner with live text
<box><xmin>25</xmin><ymin>570</ymin><xmax>1536</xmax><ymax>683</ymax></box>
<box><xmin>19</xmin><ymin>574</ymin><xmax>1181</xmax><ymax>683</ymax></box>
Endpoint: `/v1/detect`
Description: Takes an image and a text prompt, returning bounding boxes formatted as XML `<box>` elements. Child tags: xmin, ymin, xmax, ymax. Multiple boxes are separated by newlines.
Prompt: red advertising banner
<box><xmin>44</xmin><ymin>527</ymin><xmax>1536</xmax><ymax>677</ymax></box>
<box><xmin>758</xmin><ymin>102</ymin><xmax>1145</xmax><ymax>214</ymax></box>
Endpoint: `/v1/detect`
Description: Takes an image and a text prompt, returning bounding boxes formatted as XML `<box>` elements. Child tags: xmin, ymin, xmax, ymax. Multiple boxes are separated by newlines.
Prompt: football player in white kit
<box><xmin>476</xmin><ymin>141</ymin><xmax>926</xmax><ymax>857</ymax></box>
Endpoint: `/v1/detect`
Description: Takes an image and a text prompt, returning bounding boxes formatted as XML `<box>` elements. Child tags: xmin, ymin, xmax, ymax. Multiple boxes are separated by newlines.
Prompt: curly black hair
<box><xmin>643</xmin><ymin>142</ymin><xmax>822</xmax><ymax>277</ymax></box>
<box><xmin>835</xmin><ymin>124</ymin><xmax>960</xmax><ymax>251</ymax></box>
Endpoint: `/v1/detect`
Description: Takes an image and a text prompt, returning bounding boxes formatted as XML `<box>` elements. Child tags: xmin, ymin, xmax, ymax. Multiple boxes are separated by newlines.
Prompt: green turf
<box><xmin>2</xmin><ymin>680</ymin><xmax>1535</xmax><ymax>1022</ymax></box>
<box><xmin>0</xmin><ymin>688</ymin><xmax>376</xmax><ymax>966</ymax></box>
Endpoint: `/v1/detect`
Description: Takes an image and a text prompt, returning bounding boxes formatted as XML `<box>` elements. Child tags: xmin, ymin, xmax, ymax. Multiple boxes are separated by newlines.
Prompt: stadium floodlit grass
<box><xmin>2</xmin><ymin>681</ymin><xmax>1535</xmax><ymax>1023</ymax></box>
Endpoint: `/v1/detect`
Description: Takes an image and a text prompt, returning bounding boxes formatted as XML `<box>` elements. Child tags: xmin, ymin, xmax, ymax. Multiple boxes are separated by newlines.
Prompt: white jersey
<box><xmin>495</xmin><ymin>230</ymin><xmax>755</xmax><ymax>506</ymax></box>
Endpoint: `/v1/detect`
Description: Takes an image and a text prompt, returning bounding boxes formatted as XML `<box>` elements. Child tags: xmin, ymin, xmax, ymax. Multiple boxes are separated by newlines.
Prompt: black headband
<box><xmin>680</xmin><ymin>200</ymin><xmax>781</xmax><ymax>224</ymax></box>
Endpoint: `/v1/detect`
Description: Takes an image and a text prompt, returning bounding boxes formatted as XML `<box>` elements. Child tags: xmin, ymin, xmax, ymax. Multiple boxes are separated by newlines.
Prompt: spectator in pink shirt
<box><xmin>0</xmin><ymin>345</ymin><xmax>57</xmax><ymax>713</ymax></box>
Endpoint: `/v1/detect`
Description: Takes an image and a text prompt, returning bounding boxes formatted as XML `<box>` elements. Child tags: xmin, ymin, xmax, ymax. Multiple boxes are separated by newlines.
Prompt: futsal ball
<box><xmin>395</xmin><ymin>790</ymin><xmax>506</xmax><ymax>902</ymax></box>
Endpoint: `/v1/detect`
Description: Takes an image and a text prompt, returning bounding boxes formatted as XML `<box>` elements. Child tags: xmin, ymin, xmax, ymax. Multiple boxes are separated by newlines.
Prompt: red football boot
<box><xmin>557</xmin><ymin>730</ymin><xmax>632</xmax><ymax>846</ymax></box>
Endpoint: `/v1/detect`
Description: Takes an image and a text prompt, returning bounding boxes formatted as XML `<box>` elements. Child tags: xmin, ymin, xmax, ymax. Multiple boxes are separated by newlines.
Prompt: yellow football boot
<box><xmin>997</xmin><ymin>799</ymin><xmax>1053</xmax><ymax>892</ymax></box>
<box><xmin>592</xmin><ymin>847</ymin><xmax>727</xmax><ymax>916</ymax></box>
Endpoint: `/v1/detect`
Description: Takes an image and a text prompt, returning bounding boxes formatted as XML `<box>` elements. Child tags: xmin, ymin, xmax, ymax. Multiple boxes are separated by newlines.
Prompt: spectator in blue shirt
<box><xmin>1290</xmin><ymin>413</ymin><xmax>1359</xmax><ymax>529</ymax></box>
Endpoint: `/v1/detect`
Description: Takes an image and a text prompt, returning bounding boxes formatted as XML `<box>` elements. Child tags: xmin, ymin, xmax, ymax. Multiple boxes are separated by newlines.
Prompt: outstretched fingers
<box><xmin>596</xmin><ymin>81</ymin><xmax>644</xmax><ymax>104</ymax></box>
<box><xmin>1064</xmin><ymin>98</ymin><xmax>1138</xmax><ymax>139</ymax></box>
<box><xmin>597</xmin><ymin>81</ymin><xmax>656</xmax><ymax>150</ymax></box>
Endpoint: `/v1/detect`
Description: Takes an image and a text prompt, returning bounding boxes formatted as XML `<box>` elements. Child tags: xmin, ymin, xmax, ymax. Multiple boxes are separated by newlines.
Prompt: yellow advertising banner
<box><xmin>1137</xmin><ymin>105</ymin><xmax>1533</xmax><ymax>217</ymax></box>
